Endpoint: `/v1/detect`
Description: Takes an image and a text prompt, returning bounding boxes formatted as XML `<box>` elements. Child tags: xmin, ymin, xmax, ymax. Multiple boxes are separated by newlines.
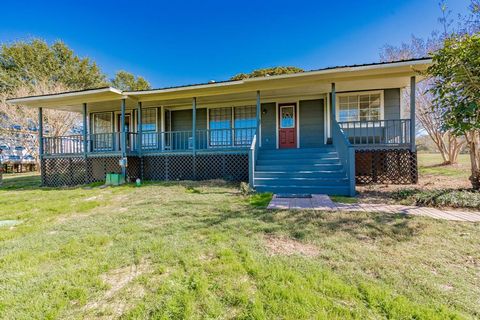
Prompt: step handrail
<box><xmin>248</xmin><ymin>134</ymin><xmax>257</xmax><ymax>187</ymax></box>
<box><xmin>332</xmin><ymin>119</ymin><xmax>356</xmax><ymax>196</ymax></box>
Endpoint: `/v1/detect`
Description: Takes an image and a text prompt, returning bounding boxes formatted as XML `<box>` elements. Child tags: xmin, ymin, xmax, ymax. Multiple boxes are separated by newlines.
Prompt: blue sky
<box><xmin>0</xmin><ymin>0</ymin><xmax>472</xmax><ymax>88</ymax></box>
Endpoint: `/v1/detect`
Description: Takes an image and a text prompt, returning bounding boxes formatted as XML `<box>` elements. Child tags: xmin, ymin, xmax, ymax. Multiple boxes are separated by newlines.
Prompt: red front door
<box><xmin>279</xmin><ymin>103</ymin><xmax>297</xmax><ymax>148</ymax></box>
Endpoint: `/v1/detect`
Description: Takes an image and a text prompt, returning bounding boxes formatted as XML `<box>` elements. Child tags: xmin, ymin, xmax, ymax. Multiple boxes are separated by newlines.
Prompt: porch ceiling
<box><xmin>6</xmin><ymin>58</ymin><xmax>431</xmax><ymax>113</ymax></box>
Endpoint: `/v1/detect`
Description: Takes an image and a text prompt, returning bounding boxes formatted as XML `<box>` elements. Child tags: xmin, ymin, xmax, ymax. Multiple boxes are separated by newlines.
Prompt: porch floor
<box><xmin>267</xmin><ymin>194</ymin><xmax>480</xmax><ymax>222</ymax></box>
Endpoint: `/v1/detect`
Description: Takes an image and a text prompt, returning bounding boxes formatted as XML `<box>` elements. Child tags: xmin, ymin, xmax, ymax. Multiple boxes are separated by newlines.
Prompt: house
<box><xmin>7</xmin><ymin>58</ymin><xmax>432</xmax><ymax>196</ymax></box>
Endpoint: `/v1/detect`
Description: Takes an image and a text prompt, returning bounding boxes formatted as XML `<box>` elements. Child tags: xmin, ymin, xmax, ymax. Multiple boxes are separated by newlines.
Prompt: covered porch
<box><xmin>7</xmin><ymin>58</ymin><xmax>430</xmax><ymax>190</ymax></box>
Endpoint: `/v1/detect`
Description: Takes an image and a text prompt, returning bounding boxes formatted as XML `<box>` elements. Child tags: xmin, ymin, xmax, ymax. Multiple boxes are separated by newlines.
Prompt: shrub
<box><xmin>391</xmin><ymin>188</ymin><xmax>480</xmax><ymax>209</ymax></box>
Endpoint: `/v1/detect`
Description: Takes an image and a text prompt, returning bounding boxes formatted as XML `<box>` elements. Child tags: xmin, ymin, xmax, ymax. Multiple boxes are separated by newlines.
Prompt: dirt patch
<box><xmin>83</xmin><ymin>260</ymin><xmax>151</xmax><ymax>318</ymax></box>
<box><xmin>264</xmin><ymin>235</ymin><xmax>319</xmax><ymax>257</ymax></box>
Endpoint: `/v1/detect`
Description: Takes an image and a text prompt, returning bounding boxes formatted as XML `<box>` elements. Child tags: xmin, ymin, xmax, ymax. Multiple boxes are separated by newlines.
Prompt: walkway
<box><xmin>267</xmin><ymin>194</ymin><xmax>480</xmax><ymax>222</ymax></box>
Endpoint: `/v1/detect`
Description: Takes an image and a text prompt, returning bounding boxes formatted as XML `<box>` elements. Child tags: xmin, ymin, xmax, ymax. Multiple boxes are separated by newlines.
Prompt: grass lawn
<box><xmin>418</xmin><ymin>153</ymin><xmax>471</xmax><ymax>179</ymax></box>
<box><xmin>1</xmin><ymin>173</ymin><xmax>480</xmax><ymax>319</ymax></box>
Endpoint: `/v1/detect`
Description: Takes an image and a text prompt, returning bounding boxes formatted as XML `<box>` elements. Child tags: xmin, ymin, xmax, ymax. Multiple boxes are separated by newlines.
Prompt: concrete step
<box><xmin>255</xmin><ymin>185</ymin><xmax>351</xmax><ymax>196</ymax></box>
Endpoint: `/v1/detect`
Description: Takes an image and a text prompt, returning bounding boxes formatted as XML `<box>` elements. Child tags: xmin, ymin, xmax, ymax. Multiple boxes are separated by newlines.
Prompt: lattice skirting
<box><xmin>355</xmin><ymin>149</ymin><xmax>417</xmax><ymax>184</ymax></box>
<box><xmin>143</xmin><ymin>153</ymin><xmax>248</xmax><ymax>182</ymax></box>
<box><xmin>42</xmin><ymin>156</ymin><xmax>141</xmax><ymax>187</ymax></box>
<box><xmin>41</xmin><ymin>153</ymin><xmax>248</xmax><ymax>187</ymax></box>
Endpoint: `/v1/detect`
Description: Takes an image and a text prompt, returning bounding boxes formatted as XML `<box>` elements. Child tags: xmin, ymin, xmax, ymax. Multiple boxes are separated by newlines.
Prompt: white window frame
<box><xmin>335</xmin><ymin>90</ymin><xmax>384</xmax><ymax>122</ymax></box>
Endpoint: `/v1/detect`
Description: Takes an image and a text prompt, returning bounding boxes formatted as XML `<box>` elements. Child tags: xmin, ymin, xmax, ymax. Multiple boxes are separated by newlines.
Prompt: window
<box><xmin>141</xmin><ymin>108</ymin><xmax>157</xmax><ymax>149</ymax></box>
<box><xmin>337</xmin><ymin>92</ymin><xmax>382</xmax><ymax>122</ymax></box>
<box><xmin>92</xmin><ymin>113</ymin><xmax>113</xmax><ymax>150</ymax></box>
<box><xmin>234</xmin><ymin>106</ymin><xmax>255</xmax><ymax>146</ymax></box>
<box><xmin>209</xmin><ymin>107</ymin><xmax>232</xmax><ymax>146</ymax></box>
<box><xmin>93</xmin><ymin>113</ymin><xmax>112</xmax><ymax>133</ymax></box>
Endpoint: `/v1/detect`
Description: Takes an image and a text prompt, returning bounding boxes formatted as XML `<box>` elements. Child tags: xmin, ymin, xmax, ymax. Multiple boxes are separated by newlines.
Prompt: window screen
<box><xmin>209</xmin><ymin>107</ymin><xmax>232</xmax><ymax>146</ymax></box>
<box><xmin>234</xmin><ymin>106</ymin><xmax>255</xmax><ymax>146</ymax></box>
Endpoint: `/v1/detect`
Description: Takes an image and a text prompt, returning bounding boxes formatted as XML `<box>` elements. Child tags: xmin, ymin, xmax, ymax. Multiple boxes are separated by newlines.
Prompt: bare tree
<box><xmin>0</xmin><ymin>81</ymin><xmax>80</xmax><ymax>167</ymax></box>
<box><xmin>381</xmin><ymin>36</ymin><xmax>465</xmax><ymax>164</ymax></box>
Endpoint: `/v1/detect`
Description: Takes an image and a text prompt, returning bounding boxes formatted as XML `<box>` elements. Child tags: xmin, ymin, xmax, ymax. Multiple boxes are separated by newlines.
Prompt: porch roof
<box><xmin>7</xmin><ymin>58</ymin><xmax>432</xmax><ymax>113</ymax></box>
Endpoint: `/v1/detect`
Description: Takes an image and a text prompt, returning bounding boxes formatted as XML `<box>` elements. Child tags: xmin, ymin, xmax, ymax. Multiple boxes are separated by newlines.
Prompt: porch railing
<box><xmin>338</xmin><ymin>119</ymin><xmax>411</xmax><ymax>147</ymax></box>
<box><xmin>332</xmin><ymin>119</ymin><xmax>356</xmax><ymax>196</ymax></box>
<box><xmin>42</xmin><ymin>128</ymin><xmax>256</xmax><ymax>156</ymax></box>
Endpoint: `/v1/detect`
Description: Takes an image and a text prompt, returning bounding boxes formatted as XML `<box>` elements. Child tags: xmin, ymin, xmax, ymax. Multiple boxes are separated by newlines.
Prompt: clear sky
<box><xmin>0</xmin><ymin>0</ymin><xmax>472</xmax><ymax>88</ymax></box>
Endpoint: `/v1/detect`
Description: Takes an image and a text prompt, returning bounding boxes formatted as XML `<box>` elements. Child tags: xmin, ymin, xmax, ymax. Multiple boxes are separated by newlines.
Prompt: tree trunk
<box><xmin>466</xmin><ymin>130</ymin><xmax>480</xmax><ymax>190</ymax></box>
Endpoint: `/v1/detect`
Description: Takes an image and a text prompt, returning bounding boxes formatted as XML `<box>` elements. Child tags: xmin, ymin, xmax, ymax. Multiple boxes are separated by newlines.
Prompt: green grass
<box><xmin>330</xmin><ymin>195</ymin><xmax>359</xmax><ymax>204</ymax></box>
<box><xmin>1</xmin><ymin>174</ymin><xmax>479</xmax><ymax>319</ymax></box>
<box><xmin>418</xmin><ymin>153</ymin><xmax>471</xmax><ymax>178</ymax></box>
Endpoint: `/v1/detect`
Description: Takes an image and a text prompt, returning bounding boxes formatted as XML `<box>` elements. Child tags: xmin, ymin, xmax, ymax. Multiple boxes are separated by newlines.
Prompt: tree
<box><xmin>110</xmin><ymin>70</ymin><xmax>151</xmax><ymax>91</ymax></box>
<box><xmin>230</xmin><ymin>66</ymin><xmax>303</xmax><ymax>80</ymax></box>
<box><xmin>381</xmin><ymin>35</ymin><xmax>465</xmax><ymax>164</ymax></box>
<box><xmin>0</xmin><ymin>39</ymin><xmax>107</xmax><ymax>93</ymax></box>
<box><xmin>0</xmin><ymin>81</ymin><xmax>80</xmax><ymax>165</ymax></box>
<box><xmin>428</xmin><ymin>34</ymin><xmax>480</xmax><ymax>189</ymax></box>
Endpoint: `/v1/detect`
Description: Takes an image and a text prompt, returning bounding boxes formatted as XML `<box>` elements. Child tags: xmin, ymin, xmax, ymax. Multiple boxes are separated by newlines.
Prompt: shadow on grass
<box><xmin>199</xmin><ymin>196</ymin><xmax>423</xmax><ymax>243</ymax></box>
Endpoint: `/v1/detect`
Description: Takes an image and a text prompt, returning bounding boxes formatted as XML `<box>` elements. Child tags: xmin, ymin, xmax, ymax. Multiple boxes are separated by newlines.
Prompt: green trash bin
<box><xmin>105</xmin><ymin>173</ymin><xmax>125</xmax><ymax>186</ymax></box>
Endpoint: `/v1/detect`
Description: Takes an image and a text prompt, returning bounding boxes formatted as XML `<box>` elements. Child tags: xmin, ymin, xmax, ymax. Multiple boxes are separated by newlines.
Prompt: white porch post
<box><xmin>410</xmin><ymin>76</ymin><xmax>416</xmax><ymax>152</ymax></box>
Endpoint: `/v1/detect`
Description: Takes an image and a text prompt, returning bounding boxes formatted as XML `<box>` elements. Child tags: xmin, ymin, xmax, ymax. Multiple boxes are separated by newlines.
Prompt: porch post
<box><xmin>331</xmin><ymin>83</ymin><xmax>336</xmax><ymax>126</ymax></box>
<box><xmin>137</xmin><ymin>101</ymin><xmax>142</xmax><ymax>156</ymax></box>
<box><xmin>82</xmin><ymin>103</ymin><xmax>88</xmax><ymax>155</ymax></box>
<box><xmin>256</xmin><ymin>90</ymin><xmax>260</xmax><ymax>144</ymax></box>
<box><xmin>410</xmin><ymin>76</ymin><xmax>416</xmax><ymax>151</ymax></box>
<box><xmin>38</xmin><ymin>107</ymin><xmax>44</xmax><ymax>184</ymax></box>
<box><xmin>192</xmin><ymin>97</ymin><xmax>196</xmax><ymax>155</ymax></box>
<box><xmin>120</xmin><ymin>98</ymin><xmax>127</xmax><ymax>179</ymax></box>
<box><xmin>38</xmin><ymin>107</ymin><xmax>44</xmax><ymax>158</ymax></box>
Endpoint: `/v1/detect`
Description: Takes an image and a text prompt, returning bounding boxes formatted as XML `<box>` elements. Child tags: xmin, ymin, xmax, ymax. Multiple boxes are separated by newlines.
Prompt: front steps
<box><xmin>253</xmin><ymin>147</ymin><xmax>352</xmax><ymax>196</ymax></box>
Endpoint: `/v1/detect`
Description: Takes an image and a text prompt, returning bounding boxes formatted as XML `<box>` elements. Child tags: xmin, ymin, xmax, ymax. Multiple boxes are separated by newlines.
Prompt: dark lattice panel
<box><xmin>127</xmin><ymin>157</ymin><xmax>141</xmax><ymax>182</ymax></box>
<box><xmin>42</xmin><ymin>157</ymin><xmax>86</xmax><ymax>187</ymax></box>
<box><xmin>143</xmin><ymin>156</ymin><xmax>166</xmax><ymax>180</ymax></box>
<box><xmin>355</xmin><ymin>149</ymin><xmax>417</xmax><ymax>184</ymax></box>
<box><xmin>88</xmin><ymin>156</ymin><xmax>122</xmax><ymax>183</ymax></box>
<box><xmin>167</xmin><ymin>155</ymin><xmax>195</xmax><ymax>180</ymax></box>
<box><xmin>142</xmin><ymin>153</ymin><xmax>248</xmax><ymax>182</ymax></box>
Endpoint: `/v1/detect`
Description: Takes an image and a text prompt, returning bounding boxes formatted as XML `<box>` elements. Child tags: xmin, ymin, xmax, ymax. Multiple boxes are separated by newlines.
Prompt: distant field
<box><xmin>418</xmin><ymin>153</ymin><xmax>470</xmax><ymax>179</ymax></box>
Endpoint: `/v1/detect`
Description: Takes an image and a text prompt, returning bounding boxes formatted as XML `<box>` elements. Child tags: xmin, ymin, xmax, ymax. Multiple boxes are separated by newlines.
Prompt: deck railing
<box><xmin>42</xmin><ymin>128</ymin><xmax>256</xmax><ymax>156</ymax></box>
<box><xmin>332</xmin><ymin>119</ymin><xmax>356</xmax><ymax>196</ymax></box>
<box><xmin>338</xmin><ymin>119</ymin><xmax>411</xmax><ymax>147</ymax></box>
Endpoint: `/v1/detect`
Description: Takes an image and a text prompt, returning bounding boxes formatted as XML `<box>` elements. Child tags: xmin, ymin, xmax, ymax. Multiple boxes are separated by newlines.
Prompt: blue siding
<box><xmin>260</xmin><ymin>103</ymin><xmax>276</xmax><ymax>149</ymax></box>
<box><xmin>299</xmin><ymin>99</ymin><xmax>325</xmax><ymax>148</ymax></box>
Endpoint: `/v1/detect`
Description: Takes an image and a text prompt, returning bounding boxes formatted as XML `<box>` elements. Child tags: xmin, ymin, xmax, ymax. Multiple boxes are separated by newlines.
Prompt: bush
<box><xmin>391</xmin><ymin>188</ymin><xmax>480</xmax><ymax>209</ymax></box>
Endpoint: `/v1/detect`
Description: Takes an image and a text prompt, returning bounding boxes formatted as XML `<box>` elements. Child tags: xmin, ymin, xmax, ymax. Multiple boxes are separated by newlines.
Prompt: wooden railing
<box><xmin>332</xmin><ymin>120</ymin><xmax>355</xmax><ymax>196</ymax></box>
<box><xmin>338</xmin><ymin>119</ymin><xmax>411</xmax><ymax>147</ymax></box>
<box><xmin>42</xmin><ymin>128</ymin><xmax>256</xmax><ymax>156</ymax></box>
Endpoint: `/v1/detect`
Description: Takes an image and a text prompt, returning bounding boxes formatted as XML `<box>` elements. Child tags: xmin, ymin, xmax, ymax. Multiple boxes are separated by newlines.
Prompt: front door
<box><xmin>116</xmin><ymin>113</ymin><xmax>131</xmax><ymax>150</ymax></box>
<box><xmin>279</xmin><ymin>103</ymin><xmax>297</xmax><ymax>148</ymax></box>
